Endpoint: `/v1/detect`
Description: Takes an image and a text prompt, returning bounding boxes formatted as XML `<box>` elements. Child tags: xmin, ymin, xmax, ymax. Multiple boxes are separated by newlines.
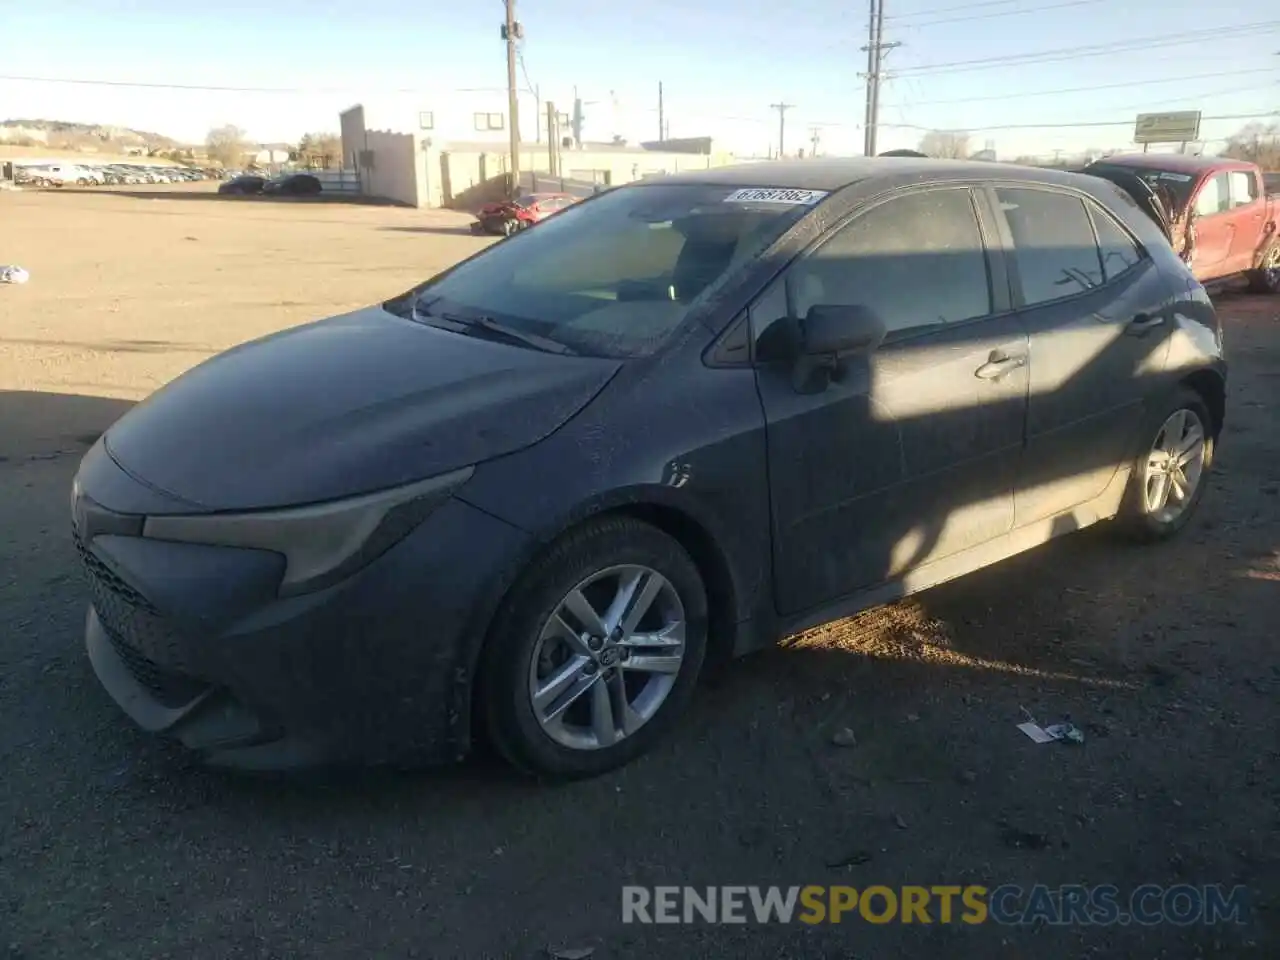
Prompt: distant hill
<box><xmin>0</xmin><ymin>118</ymin><xmax>183</xmax><ymax>155</ymax></box>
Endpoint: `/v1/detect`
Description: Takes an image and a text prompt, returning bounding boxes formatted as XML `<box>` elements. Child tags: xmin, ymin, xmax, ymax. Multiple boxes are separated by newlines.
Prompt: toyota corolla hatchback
<box><xmin>73</xmin><ymin>158</ymin><xmax>1226</xmax><ymax>778</ymax></box>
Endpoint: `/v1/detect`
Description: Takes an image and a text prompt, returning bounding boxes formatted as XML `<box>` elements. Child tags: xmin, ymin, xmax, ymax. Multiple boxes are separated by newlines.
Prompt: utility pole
<box><xmin>809</xmin><ymin>126</ymin><xmax>821</xmax><ymax>158</ymax></box>
<box><xmin>502</xmin><ymin>0</ymin><xmax>522</xmax><ymax>195</ymax></box>
<box><xmin>658</xmin><ymin>82</ymin><xmax>665</xmax><ymax>143</ymax></box>
<box><xmin>546</xmin><ymin>102</ymin><xmax>559</xmax><ymax>176</ymax></box>
<box><xmin>861</xmin><ymin>0</ymin><xmax>900</xmax><ymax>156</ymax></box>
<box><xmin>771</xmin><ymin>102</ymin><xmax>794</xmax><ymax>158</ymax></box>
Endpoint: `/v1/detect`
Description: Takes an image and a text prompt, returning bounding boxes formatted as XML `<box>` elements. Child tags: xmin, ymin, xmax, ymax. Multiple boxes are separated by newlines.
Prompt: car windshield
<box><xmin>1088</xmin><ymin>162</ymin><xmax>1197</xmax><ymax>215</ymax></box>
<box><xmin>407</xmin><ymin>182</ymin><xmax>822</xmax><ymax>358</ymax></box>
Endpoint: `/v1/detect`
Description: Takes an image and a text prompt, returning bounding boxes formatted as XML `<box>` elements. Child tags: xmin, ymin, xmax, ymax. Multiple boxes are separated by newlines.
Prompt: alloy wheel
<box><xmin>1264</xmin><ymin>245</ymin><xmax>1280</xmax><ymax>290</ymax></box>
<box><xmin>528</xmin><ymin>565</ymin><xmax>686</xmax><ymax>751</ymax></box>
<box><xmin>1143</xmin><ymin>408</ymin><xmax>1207</xmax><ymax>524</ymax></box>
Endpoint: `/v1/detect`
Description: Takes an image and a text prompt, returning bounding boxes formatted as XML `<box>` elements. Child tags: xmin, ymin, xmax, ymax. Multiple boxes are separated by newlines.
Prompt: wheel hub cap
<box><xmin>1142</xmin><ymin>408</ymin><xmax>1207</xmax><ymax>524</ymax></box>
<box><xmin>528</xmin><ymin>565</ymin><xmax>686</xmax><ymax>751</ymax></box>
<box><xmin>1265</xmin><ymin>247</ymin><xmax>1280</xmax><ymax>286</ymax></box>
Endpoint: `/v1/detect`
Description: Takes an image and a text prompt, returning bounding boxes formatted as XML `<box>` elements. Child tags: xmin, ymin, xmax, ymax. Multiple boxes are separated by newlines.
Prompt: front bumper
<box><xmin>76</xmin><ymin>486</ymin><xmax>531</xmax><ymax>771</ymax></box>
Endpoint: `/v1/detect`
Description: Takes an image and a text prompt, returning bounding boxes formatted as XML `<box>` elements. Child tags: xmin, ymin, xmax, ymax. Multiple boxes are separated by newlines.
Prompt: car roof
<box><xmin>653</xmin><ymin>157</ymin><xmax>1100</xmax><ymax>193</ymax></box>
<box><xmin>1092</xmin><ymin>153</ymin><xmax>1248</xmax><ymax>174</ymax></box>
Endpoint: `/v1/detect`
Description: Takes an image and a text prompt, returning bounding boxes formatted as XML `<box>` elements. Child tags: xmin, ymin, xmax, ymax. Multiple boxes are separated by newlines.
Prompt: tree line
<box><xmin>204</xmin><ymin>125</ymin><xmax>342</xmax><ymax>169</ymax></box>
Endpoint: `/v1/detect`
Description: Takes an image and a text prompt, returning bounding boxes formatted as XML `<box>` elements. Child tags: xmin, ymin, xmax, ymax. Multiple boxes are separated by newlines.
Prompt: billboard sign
<box><xmin>1134</xmin><ymin>111</ymin><xmax>1201</xmax><ymax>145</ymax></box>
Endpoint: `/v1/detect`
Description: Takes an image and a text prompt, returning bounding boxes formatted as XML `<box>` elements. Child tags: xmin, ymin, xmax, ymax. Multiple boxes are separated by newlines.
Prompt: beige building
<box><xmin>338</xmin><ymin>101</ymin><xmax>737</xmax><ymax>209</ymax></box>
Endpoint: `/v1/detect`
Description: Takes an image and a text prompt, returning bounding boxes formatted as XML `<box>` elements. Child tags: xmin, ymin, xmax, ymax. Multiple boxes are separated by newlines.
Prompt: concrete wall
<box><xmin>361</xmin><ymin>129</ymin><xmax>428</xmax><ymax>207</ymax></box>
<box><xmin>339</xmin><ymin>105</ymin><xmax>366</xmax><ymax>171</ymax></box>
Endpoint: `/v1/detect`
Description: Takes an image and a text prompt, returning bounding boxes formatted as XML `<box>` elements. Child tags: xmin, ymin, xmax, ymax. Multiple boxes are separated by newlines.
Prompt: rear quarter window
<box><xmin>1087</xmin><ymin>203</ymin><xmax>1144</xmax><ymax>281</ymax></box>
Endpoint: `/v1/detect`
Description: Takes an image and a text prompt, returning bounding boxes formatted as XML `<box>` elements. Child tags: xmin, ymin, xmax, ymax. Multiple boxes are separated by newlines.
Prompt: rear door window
<box><xmin>1194</xmin><ymin>174</ymin><xmax>1230</xmax><ymax>217</ymax></box>
<box><xmin>994</xmin><ymin>187</ymin><xmax>1103</xmax><ymax>305</ymax></box>
<box><xmin>1227</xmin><ymin>170</ymin><xmax>1258</xmax><ymax>208</ymax></box>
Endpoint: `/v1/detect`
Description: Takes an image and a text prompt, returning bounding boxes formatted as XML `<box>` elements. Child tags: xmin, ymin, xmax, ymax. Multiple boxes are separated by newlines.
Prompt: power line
<box><xmin>887</xmin><ymin>0</ymin><xmax>1056</xmax><ymax>19</ymax></box>
<box><xmin>894</xmin><ymin>20</ymin><xmax>1280</xmax><ymax>75</ymax></box>
<box><xmin>901</xmin><ymin>0</ymin><xmax>1106</xmax><ymax>29</ymax></box>
<box><xmin>895</xmin><ymin>67</ymin><xmax>1279</xmax><ymax>107</ymax></box>
<box><xmin>879</xmin><ymin>110</ymin><xmax>1277</xmax><ymax>133</ymax></box>
<box><xmin>0</xmin><ymin>74</ymin><xmax>525</xmax><ymax>95</ymax></box>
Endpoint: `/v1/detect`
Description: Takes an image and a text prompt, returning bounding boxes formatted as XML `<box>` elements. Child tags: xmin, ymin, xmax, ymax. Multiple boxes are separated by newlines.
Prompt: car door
<box><xmin>752</xmin><ymin>185</ymin><xmax>1028</xmax><ymax>616</ymax></box>
<box><xmin>1187</xmin><ymin>172</ymin><xmax>1234</xmax><ymax>279</ymax></box>
<box><xmin>990</xmin><ymin>185</ymin><xmax>1173</xmax><ymax>527</ymax></box>
<box><xmin>1226</xmin><ymin>169</ymin><xmax>1266</xmax><ymax>270</ymax></box>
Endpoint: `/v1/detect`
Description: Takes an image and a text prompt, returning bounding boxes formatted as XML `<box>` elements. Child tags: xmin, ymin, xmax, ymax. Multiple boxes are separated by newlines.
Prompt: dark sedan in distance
<box><xmin>217</xmin><ymin>174</ymin><xmax>267</xmax><ymax>195</ymax></box>
<box><xmin>73</xmin><ymin>158</ymin><xmax>1226</xmax><ymax>778</ymax></box>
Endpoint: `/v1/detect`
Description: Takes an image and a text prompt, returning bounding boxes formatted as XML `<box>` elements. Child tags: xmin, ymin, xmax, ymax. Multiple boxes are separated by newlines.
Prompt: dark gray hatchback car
<box><xmin>73</xmin><ymin>158</ymin><xmax>1226</xmax><ymax>778</ymax></box>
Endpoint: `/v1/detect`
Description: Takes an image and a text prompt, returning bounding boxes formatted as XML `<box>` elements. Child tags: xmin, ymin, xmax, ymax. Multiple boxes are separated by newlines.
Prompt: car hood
<box><xmin>102</xmin><ymin>306</ymin><xmax>621</xmax><ymax>512</ymax></box>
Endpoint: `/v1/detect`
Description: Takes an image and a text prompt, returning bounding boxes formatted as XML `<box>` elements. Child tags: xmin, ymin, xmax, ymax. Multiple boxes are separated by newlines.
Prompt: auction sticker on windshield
<box><xmin>724</xmin><ymin>187</ymin><xmax>828</xmax><ymax>205</ymax></box>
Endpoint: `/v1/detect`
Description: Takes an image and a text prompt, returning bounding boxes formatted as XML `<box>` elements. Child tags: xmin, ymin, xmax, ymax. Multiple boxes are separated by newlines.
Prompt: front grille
<box><xmin>74</xmin><ymin>528</ymin><xmax>212</xmax><ymax>708</ymax></box>
<box><xmin>72</xmin><ymin>529</ymin><xmax>158</xmax><ymax>615</ymax></box>
<box><xmin>103</xmin><ymin>626</ymin><xmax>210</xmax><ymax>708</ymax></box>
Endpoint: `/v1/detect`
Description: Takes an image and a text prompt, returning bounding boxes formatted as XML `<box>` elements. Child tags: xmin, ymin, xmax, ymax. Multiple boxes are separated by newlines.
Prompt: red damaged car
<box><xmin>472</xmin><ymin>192</ymin><xmax>578</xmax><ymax>237</ymax></box>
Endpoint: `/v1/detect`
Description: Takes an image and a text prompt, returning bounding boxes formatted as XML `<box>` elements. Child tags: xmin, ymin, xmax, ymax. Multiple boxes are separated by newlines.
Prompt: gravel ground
<box><xmin>1</xmin><ymin>188</ymin><xmax>1277</xmax><ymax>959</ymax></box>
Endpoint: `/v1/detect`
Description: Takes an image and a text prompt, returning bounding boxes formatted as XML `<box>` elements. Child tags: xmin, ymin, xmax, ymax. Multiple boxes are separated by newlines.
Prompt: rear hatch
<box><xmin>1080</xmin><ymin>162</ymin><xmax>1173</xmax><ymax>241</ymax></box>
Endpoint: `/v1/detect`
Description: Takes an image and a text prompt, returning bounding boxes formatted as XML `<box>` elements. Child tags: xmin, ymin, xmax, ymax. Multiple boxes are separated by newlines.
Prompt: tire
<box><xmin>1245</xmin><ymin>241</ymin><xmax>1280</xmax><ymax>294</ymax></box>
<box><xmin>1115</xmin><ymin>387</ymin><xmax>1215</xmax><ymax>542</ymax></box>
<box><xmin>501</xmin><ymin>218</ymin><xmax>516</xmax><ymax>237</ymax></box>
<box><xmin>478</xmin><ymin>516</ymin><xmax>709</xmax><ymax>779</ymax></box>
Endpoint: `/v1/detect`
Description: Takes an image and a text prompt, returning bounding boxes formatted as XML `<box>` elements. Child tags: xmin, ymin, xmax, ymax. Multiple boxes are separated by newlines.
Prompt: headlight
<box><xmin>141</xmin><ymin>466</ymin><xmax>474</xmax><ymax>596</ymax></box>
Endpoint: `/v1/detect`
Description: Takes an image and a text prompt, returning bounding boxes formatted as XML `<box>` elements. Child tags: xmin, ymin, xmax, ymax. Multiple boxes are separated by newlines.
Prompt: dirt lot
<box><xmin>1</xmin><ymin>188</ymin><xmax>1277</xmax><ymax>959</ymax></box>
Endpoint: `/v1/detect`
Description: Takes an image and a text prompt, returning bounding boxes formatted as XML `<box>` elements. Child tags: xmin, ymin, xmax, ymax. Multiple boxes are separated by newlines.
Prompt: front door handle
<box><xmin>975</xmin><ymin>351</ymin><xmax>1027</xmax><ymax>381</ymax></box>
<box><xmin>1127</xmin><ymin>312</ymin><xmax>1165</xmax><ymax>335</ymax></box>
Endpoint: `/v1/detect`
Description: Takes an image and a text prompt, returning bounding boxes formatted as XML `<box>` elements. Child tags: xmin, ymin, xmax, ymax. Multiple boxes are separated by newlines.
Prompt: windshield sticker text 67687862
<box><xmin>723</xmin><ymin>187</ymin><xmax>829</xmax><ymax>206</ymax></box>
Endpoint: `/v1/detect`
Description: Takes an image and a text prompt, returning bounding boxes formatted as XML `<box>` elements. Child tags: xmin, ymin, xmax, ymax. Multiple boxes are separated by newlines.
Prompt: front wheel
<box><xmin>1115</xmin><ymin>388</ymin><xmax>1214</xmax><ymax>542</ymax></box>
<box><xmin>1246</xmin><ymin>243</ymin><xmax>1280</xmax><ymax>294</ymax></box>
<box><xmin>479</xmin><ymin>517</ymin><xmax>708</xmax><ymax>779</ymax></box>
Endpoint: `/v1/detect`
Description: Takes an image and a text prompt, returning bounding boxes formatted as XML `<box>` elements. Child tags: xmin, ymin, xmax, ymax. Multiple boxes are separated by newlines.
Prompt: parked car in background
<box><xmin>21</xmin><ymin>163</ymin><xmax>100</xmax><ymax>187</ymax></box>
<box><xmin>472</xmin><ymin>192</ymin><xmax>578</xmax><ymax>236</ymax></box>
<box><xmin>1083</xmin><ymin>154</ymin><xmax>1279</xmax><ymax>293</ymax></box>
<box><xmin>263</xmin><ymin>173</ymin><xmax>322</xmax><ymax>196</ymax></box>
<box><xmin>74</xmin><ymin>158</ymin><xmax>1227</xmax><ymax>779</ymax></box>
<box><xmin>218</xmin><ymin>174</ymin><xmax>268</xmax><ymax>195</ymax></box>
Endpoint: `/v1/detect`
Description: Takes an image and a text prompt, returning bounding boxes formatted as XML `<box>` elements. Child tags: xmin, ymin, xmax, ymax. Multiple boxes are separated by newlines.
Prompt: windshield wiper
<box><xmin>412</xmin><ymin>299</ymin><xmax>577</xmax><ymax>355</ymax></box>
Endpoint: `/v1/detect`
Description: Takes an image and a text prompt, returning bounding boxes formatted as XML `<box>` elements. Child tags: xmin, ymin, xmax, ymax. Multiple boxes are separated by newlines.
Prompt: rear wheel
<box><xmin>1246</xmin><ymin>242</ymin><xmax>1280</xmax><ymax>294</ymax></box>
<box><xmin>479</xmin><ymin>516</ymin><xmax>708</xmax><ymax>779</ymax></box>
<box><xmin>1116</xmin><ymin>388</ymin><xmax>1214</xmax><ymax>542</ymax></box>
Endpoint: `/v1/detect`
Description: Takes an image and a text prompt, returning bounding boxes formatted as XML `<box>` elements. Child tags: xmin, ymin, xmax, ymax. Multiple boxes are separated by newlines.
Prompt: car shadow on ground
<box><xmin>0</xmin><ymin>389</ymin><xmax>135</xmax><ymax>461</ymax></box>
<box><xmin>380</xmin><ymin>224</ymin><xmax>484</xmax><ymax>236</ymax></box>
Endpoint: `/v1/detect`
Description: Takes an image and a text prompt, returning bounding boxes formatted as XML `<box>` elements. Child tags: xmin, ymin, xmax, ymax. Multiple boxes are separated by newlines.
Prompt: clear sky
<box><xmin>1</xmin><ymin>0</ymin><xmax>1276</xmax><ymax>159</ymax></box>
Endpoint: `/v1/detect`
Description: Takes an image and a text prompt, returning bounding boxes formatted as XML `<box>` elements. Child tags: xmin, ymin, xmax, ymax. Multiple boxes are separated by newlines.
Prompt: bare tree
<box><xmin>206</xmin><ymin>124</ymin><xmax>249</xmax><ymax>168</ymax></box>
<box><xmin>297</xmin><ymin>132</ymin><xmax>342</xmax><ymax>169</ymax></box>
<box><xmin>918</xmin><ymin>130</ymin><xmax>971</xmax><ymax>159</ymax></box>
<box><xmin>1221</xmin><ymin>122</ymin><xmax>1280</xmax><ymax>169</ymax></box>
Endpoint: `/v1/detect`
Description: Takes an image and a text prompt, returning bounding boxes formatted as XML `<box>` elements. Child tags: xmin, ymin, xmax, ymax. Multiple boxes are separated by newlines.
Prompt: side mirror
<box><xmin>801</xmin><ymin>304</ymin><xmax>887</xmax><ymax>358</ymax></box>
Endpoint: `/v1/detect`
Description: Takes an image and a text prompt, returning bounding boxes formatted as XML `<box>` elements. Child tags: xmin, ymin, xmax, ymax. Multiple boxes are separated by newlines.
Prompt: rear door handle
<box><xmin>975</xmin><ymin>351</ymin><xmax>1027</xmax><ymax>381</ymax></box>
<box><xmin>1127</xmin><ymin>312</ymin><xmax>1165</xmax><ymax>334</ymax></box>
